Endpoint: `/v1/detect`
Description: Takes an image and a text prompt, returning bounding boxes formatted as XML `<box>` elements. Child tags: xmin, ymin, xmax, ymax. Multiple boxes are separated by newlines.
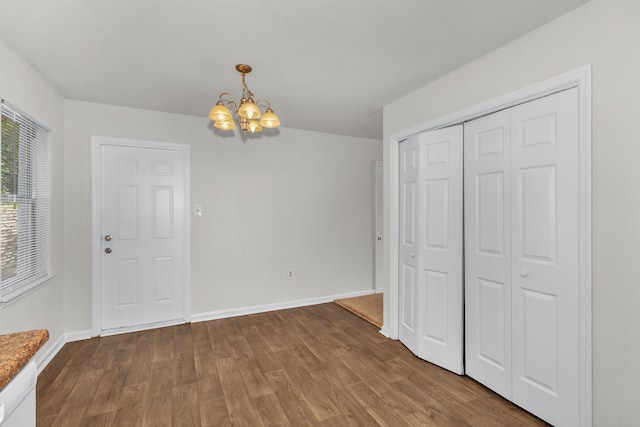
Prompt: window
<box><xmin>1</xmin><ymin>100</ymin><xmax>52</xmax><ymax>304</ymax></box>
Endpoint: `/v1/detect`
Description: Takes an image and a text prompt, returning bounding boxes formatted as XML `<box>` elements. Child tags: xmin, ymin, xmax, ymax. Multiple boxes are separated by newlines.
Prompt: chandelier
<box><xmin>208</xmin><ymin>64</ymin><xmax>281</xmax><ymax>134</ymax></box>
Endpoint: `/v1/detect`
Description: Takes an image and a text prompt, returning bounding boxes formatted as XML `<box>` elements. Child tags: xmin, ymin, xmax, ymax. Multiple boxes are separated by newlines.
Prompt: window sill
<box><xmin>0</xmin><ymin>274</ymin><xmax>57</xmax><ymax>310</ymax></box>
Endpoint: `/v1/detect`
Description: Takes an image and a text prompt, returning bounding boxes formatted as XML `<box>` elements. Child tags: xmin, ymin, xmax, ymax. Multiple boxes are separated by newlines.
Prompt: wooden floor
<box><xmin>37</xmin><ymin>303</ymin><xmax>547</xmax><ymax>426</ymax></box>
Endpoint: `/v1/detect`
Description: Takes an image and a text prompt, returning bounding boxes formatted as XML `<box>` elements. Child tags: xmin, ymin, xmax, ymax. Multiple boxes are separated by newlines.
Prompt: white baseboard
<box><xmin>191</xmin><ymin>289</ymin><xmax>376</xmax><ymax>323</ymax></box>
<box><xmin>379</xmin><ymin>326</ymin><xmax>391</xmax><ymax>338</ymax></box>
<box><xmin>36</xmin><ymin>329</ymin><xmax>91</xmax><ymax>373</ymax></box>
<box><xmin>65</xmin><ymin>329</ymin><xmax>92</xmax><ymax>342</ymax></box>
<box><xmin>36</xmin><ymin>334</ymin><xmax>65</xmax><ymax>373</ymax></box>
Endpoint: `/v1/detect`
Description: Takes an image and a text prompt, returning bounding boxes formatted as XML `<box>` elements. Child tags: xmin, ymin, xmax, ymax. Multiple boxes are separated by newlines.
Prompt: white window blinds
<box><xmin>1</xmin><ymin>100</ymin><xmax>52</xmax><ymax>303</ymax></box>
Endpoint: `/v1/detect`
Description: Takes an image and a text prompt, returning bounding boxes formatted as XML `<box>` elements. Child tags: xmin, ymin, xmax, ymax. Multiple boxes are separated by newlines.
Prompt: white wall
<box><xmin>63</xmin><ymin>100</ymin><xmax>382</xmax><ymax>329</ymax></box>
<box><xmin>0</xmin><ymin>39</ymin><xmax>65</xmax><ymax>364</ymax></box>
<box><xmin>383</xmin><ymin>0</ymin><xmax>639</xmax><ymax>424</ymax></box>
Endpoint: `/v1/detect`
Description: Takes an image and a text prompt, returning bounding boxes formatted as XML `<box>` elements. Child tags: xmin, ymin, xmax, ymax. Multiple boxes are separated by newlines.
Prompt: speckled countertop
<box><xmin>0</xmin><ymin>329</ymin><xmax>48</xmax><ymax>390</ymax></box>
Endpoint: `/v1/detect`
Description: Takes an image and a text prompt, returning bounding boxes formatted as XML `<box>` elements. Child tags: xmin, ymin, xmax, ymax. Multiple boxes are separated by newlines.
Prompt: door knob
<box><xmin>104</xmin><ymin>234</ymin><xmax>112</xmax><ymax>241</ymax></box>
<box><xmin>105</xmin><ymin>248</ymin><xmax>112</xmax><ymax>254</ymax></box>
<box><xmin>410</xmin><ymin>252</ymin><xmax>415</xmax><ymax>258</ymax></box>
<box><xmin>520</xmin><ymin>270</ymin><xmax>528</xmax><ymax>278</ymax></box>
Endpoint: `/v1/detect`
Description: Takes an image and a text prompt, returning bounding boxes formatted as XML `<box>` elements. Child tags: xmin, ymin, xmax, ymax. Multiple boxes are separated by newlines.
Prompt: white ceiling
<box><xmin>0</xmin><ymin>0</ymin><xmax>589</xmax><ymax>140</ymax></box>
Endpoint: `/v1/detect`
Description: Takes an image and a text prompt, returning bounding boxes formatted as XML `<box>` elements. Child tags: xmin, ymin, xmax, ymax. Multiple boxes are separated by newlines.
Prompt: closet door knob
<box><xmin>520</xmin><ymin>270</ymin><xmax>528</xmax><ymax>278</ymax></box>
<box><xmin>410</xmin><ymin>252</ymin><xmax>415</xmax><ymax>258</ymax></box>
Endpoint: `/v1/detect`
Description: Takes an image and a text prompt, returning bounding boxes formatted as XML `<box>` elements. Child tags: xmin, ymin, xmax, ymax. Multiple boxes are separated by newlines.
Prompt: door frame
<box><xmin>386</xmin><ymin>65</ymin><xmax>592</xmax><ymax>426</ymax></box>
<box><xmin>374</xmin><ymin>160</ymin><xmax>383</xmax><ymax>293</ymax></box>
<box><xmin>90</xmin><ymin>135</ymin><xmax>191</xmax><ymax>336</ymax></box>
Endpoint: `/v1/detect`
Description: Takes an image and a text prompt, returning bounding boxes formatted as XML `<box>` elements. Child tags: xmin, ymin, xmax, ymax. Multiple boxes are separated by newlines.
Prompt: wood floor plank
<box><xmin>152</xmin><ymin>328</ymin><xmax>175</xmax><ymax>363</ymax></box>
<box><xmin>141</xmin><ymin>359</ymin><xmax>175</xmax><ymax>426</ymax></box>
<box><xmin>310</xmin><ymin>368</ymin><xmax>380</xmax><ymax>426</ymax></box>
<box><xmin>172</xmin><ymin>383</ymin><xmax>201</xmax><ymax>426</ymax></box>
<box><xmin>390</xmin><ymin>377</ymin><xmax>470</xmax><ymax>426</ymax></box>
<box><xmin>285</xmin><ymin>364</ymin><xmax>340</xmax><ymax>422</ymax></box>
<box><xmin>37</xmin><ymin>344</ymin><xmax>75</xmax><ymax>395</ymax></box>
<box><xmin>347</xmin><ymin>380</ymin><xmax>409</xmax><ymax>426</ymax></box>
<box><xmin>205</xmin><ymin>321</ymin><xmax>234</xmax><ymax>359</ymax></box>
<box><xmin>174</xmin><ymin>327</ymin><xmax>198</xmax><ymax>387</ymax></box>
<box><xmin>193</xmin><ymin>354</ymin><xmax>224</xmax><ymax>397</ymax></box>
<box><xmin>251</xmin><ymin>393</ymin><xmax>292</xmax><ymax>427</ymax></box>
<box><xmin>242</xmin><ymin>325</ymin><xmax>283</xmax><ymax>373</ymax></box>
<box><xmin>238</xmin><ymin>359</ymin><xmax>273</xmax><ymax>399</ymax></box>
<box><xmin>264</xmin><ymin>369</ymin><xmax>316</xmax><ymax>427</ymax></box>
<box><xmin>37</xmin><ymin>364</ymin><xmax>85</xmax><ymax>420</ymax></box>
<box><xmin>51</xmin><ymin>368</ymin><xmax>105</xmax><ymax>427</ymax></box>
<box><xmin>199</xmin><ymin>396</ymin><xmax>231</xmax><ymax>426</ymax></box>
<box><xmin>111</xmin><ymin>383</ymin><xmax>148</xmax><ymax>426</ymax></box>
<box><xmin>84</xmin><ymin>365</ymin><xmax>127</xmax><ymax>417</ymax></box>
<box><xmin>37</xmin><ymin>303</ymin><xmax>549</xmax><ymax>426</ymax></box>
<box><xmin>79</xmin><ymin>412</ymin><xmax>118</xmax><ymax>427</ymax></box>
<box><xmin>123</xmin><ymin>331</ymin><xmax>155</xmax><ymax>386</ymax></box>
<box><xmin>216</xmin><ymin>356</ymin><xmax>261</xmax><ymax>425</ymax></box>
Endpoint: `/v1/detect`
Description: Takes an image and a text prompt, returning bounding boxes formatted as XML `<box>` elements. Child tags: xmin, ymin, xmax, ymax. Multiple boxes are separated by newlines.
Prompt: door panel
<box><xmin>520</xmin><ymin>289</ymin><xmax>558</xmax><ymax>394</ymax></box>
<box><xmin>477</xmin><ymin>172</ymin><xmax>505</xmax><ymax>255</ymax></box>
<box><xmin>477</xmin><ymin>278</ymin><xmax>506</xmax><ymax>366</ymax></box>
<box><xmin>101</xmin><ymin>144</ymin><xmax>186</xmax><ymax>332</ymax></box>
<box><xmin>423</xmin><ymin>269</ymin><xmax>448</xmax><ymax>344</ymax></box>
<box><xmin>511</xmin><ymin>88</ymin><xmax>580</xmax><ymax>426</ymax></box>
<box><xmin>418</xmin><ymin>126</ymin><xmax>463</xmax><ymax>374</ymax></box>
<box><xmin>116</xmin><ymin>186</ymin><xmax>137</xmax><ymax>240</ymax></box>
<box><xmin>519</xmin><ymin>166</ymin><xmax>557</xmax><ymax>262</ymax></box>
<box><xmin>423</xmin><ymin>179</ymin><xmax>449</xmax><ymax>249</ymax></box>
<box><xmin>464</xmin><ymin>109</ymin><xmax>512</xmax><ymax>398</ymax></box>
<box><xmin>152</xmin><ymin>186</ymin><xmax>174</xmax><ymax>239</ymax></box>
<box><xmin>398</xmin><ymin>136</ymin><xmax>419</xmax><ymax>354</ymax></box>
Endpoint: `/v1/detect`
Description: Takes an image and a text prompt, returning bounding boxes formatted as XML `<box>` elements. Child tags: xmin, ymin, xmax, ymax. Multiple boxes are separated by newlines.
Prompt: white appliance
<box><xmin>0</xmin><ymin>360</ymin><xmax>37</xmax><ymax>427</ymax></box>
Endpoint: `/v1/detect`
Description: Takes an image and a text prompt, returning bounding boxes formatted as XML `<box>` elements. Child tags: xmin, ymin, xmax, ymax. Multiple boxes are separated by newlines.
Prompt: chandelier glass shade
<box><xmin>208</xmin><ymin>64</ymin><xmax>281</xmax><ymax>134</ymax></box>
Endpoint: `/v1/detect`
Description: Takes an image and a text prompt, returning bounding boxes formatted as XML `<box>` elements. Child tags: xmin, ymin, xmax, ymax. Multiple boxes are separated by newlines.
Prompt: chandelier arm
<box><xmin>225</xmin><ymin>100</ymin><xmax>239</xmax><ymax>114</ymax></box>
<box><xmin>255</xmin><ymin>99</ymin><xmax>272</xmax><ymax>110</ymax></box>
<box><xmin>217</xmin><ymin>92</ymin><xmax>234</xmax><ymax>101</ymax></box>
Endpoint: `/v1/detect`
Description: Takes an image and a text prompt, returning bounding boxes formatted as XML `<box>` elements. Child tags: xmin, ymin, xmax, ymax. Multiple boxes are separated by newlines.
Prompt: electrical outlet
<box><xmin>287</xmin><ymin>268</ymin><xmax>294</xmax><ymax>280</ymax></box>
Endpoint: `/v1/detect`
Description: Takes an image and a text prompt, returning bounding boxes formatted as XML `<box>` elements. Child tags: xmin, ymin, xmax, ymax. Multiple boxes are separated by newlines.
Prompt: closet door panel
<box><xmin>418</xmin><ymin>126</ymin><xmax>464</xmax><ymax>375</ymax></box>
<box><xmin>464</xmin><ymin>109</ymin><xmax>512</xmax><ymax>398</ymax></box>
<box><xmin>398</xmin><ymin>136</ymin><xmax>420</xmax><ymax>354</ymax></box>
<box><xmin>511</xmin><ymin>88</ymin><xmax>580</xmax><ymax>427</ymax></box>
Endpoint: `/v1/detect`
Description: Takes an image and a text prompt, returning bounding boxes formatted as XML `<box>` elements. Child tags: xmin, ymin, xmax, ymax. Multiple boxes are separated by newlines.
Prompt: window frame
<box><xmin>0</xmin><ymin>100</ymin><xmax>55</xmax><ymax>307</ymax></box>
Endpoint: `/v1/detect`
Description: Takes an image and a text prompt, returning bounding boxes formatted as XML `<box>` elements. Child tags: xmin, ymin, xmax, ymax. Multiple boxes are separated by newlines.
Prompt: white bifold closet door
<box><xmin>399</xmin><ymin>126</ymin><xmax>464</xmax><ymax>374</ymax></box>
<box><xmin>464</xmin><ymin>108</ymin><xmax>512</xmax><ymax>397</ymax></box>
<box><xmin>464</xmin><ymin>88</ymin><xmax>580</xmax><ymax>426</ymax></box>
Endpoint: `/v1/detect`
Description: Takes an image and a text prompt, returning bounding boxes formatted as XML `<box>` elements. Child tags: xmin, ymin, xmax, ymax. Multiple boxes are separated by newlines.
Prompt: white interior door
<box><xmin>398</xmin><ymin>127</ymin><xmax>464</xmax><ymax>374</ymax></box>
<box><xmin>99</xmin><ymin>142</ymin><xmax>187</xmax><ymax>333</ymax></box>
<box><xmin>398</xmin><ymin>136</ymin><xmax>419</xmax><ymax>355</ymax></box>
<box><xmin>464</xmin><ymin>109</ymin><xmax>512</xmax><ymax>398</ymax></box>
<box><xmin>510</xmin><ymin>88</ymin><xmax>580</xmax><ymax>426</ymax></box>
<box><xmin>417</xmin><ymin>126</ymin><xmax>463</xmax><ymax>374</ymax></box>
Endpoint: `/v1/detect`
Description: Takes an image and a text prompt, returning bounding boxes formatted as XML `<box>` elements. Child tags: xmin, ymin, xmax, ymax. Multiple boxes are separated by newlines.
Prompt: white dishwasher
<box><xmin>0</xmin><ymin>360</ymin><xmax>37</xmax><ymax>427</ymax></box>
